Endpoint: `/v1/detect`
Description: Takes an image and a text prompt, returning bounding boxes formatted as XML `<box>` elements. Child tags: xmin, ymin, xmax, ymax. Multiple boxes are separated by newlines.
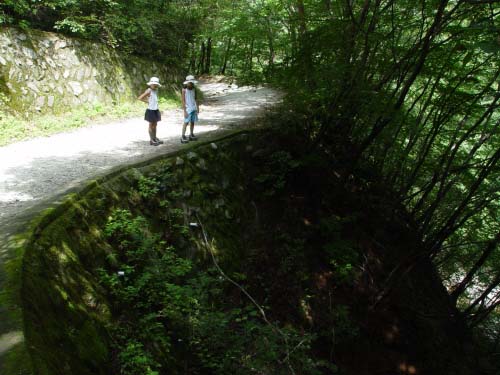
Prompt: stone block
<box><xmin>55</xmin><ymin>40</ymin><xmax>67</xmax><ymax>49</ymax></box>
<box><xmin>77</xmin><ymin>69</ymin><xmax>85</xmax><ymax>81</ymax></box>
<box><xmin>46</xmin><ymin>58</ymin><xmax>56</xmax><ymax>68</ymax></box>
<box><xmin>68</xmin><ymin>81</ymin><xmax>83</xmax><ymax>96</ymax></box>
<box><xmin>22</xmin><ymin>47</ymin><xmax>36</xmax><ymax>59</ymax></box>
<box><xmin>35</xmin><ymin>96</ymin><xmax>45</xmax><ymax>107</ymax></box>
<box><xmin>27</xmin><ymin>82</ymin><xmax>39</xmax><ymax>93</ymax></box>
<box><xmin>47</xmin><ymin>96</ymin><xmax>55</xmax><ymax>107</ymax></box>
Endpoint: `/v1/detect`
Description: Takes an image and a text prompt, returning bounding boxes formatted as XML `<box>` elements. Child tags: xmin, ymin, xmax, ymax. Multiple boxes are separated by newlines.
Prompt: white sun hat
<box><xmin>183</xmin><ymin>75</ymin><xmax>198</xmax><ymax>85</ymax></box>
<box><xmin>147</xmin><ymin>77</ymin><xmax>162</xmax><ymax>86</ymax></box>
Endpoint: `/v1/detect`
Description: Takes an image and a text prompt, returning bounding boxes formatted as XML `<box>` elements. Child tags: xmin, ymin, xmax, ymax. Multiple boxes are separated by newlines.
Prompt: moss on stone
<box><xmin>14</xmin><ymin>129</ymin><xmax>263</xmax><ymax>374</ymax></box>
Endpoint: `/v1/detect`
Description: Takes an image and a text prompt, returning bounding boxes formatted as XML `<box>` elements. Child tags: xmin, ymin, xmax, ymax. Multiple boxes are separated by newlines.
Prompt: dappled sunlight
<box><xmin>398</xmin><ymin>362</ymin><xmax>418</xmax><ymax>374</ymax></box>
<box><xmin>384</xmin><ymin>324</ymin><xmax>400</xmax><ymax>343</ymax></box>
<box><xmin>0</xmin><ymin>81</ymin><xmax>279</xmax><ymax>228</ymax></box>
<box><xmin>0</xmin><ymin>191</ymin><xmax>34</xmax><ymax>204</ymax></box>
<box><xmin>0</xmin><ymin>331</ymin><xmax>24</xmax><ymax>356</ymax></box>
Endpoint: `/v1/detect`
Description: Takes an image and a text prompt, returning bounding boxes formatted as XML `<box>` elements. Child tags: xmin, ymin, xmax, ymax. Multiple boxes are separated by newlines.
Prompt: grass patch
<box><xmin>0</xmin><ymin>92</ymin><xmax>180</xmax><ymax>147</ymax></box>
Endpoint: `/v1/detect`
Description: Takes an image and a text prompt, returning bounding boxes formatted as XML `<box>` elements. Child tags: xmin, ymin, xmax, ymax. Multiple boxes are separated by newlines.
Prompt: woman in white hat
<box><xmin>181</xmin><ymin>75</ymin><xmax>200</xmax><ymax>144</ymax></box>
<box><xmin>138</xmin><ymin>76</ymin><xmax>163</xmax><ymax>146</ymax></box>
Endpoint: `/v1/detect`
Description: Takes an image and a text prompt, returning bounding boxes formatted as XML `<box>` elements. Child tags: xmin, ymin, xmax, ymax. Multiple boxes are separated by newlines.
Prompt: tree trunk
<box><xmin>247</xmin><ymin>39</ymin><xmax>254</xmax><ymax>71</ymax></box>
<box><xmin>197</xmin><ymin>41</ymin><xmax>206</xmax><ymax>76</ymax></box>
<box><xmin>220</xmin><ymin>37</ymin><xmax>232</xmax><ymax>75</ymax></box>
<box><xmin>296</xmin><ymin>0</ymin><xmax>307</xmax><ymax>36</ymax></box>
<box><xmin>204</xmin><ymin>37</ymin><xmax>212</xmax><ymax>74</ymax></box>
<box><xmin>450</xmin><ymin>231</ymin><xmax>500</xmax><ymax>304</ymax></box>
<box><xmin>189</xmin><ymin>43</ymin><xmax>196</xmax><ymax>73</ymax></box>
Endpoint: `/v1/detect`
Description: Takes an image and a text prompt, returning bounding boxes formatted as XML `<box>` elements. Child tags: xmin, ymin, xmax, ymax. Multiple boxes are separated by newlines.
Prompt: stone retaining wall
<box><xmin>0</xmin><ymin>27</ymin><xmax>180</xmax><ymax>114</ymax></box>
<box><xmin>16</xmin><ymin>129</ymin><xmax>259</xmax><ymax>375</ymax></box>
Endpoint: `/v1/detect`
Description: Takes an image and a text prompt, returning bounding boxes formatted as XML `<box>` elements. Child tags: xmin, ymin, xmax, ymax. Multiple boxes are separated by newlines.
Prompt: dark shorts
<box><xmin>145</xmin><ymin>109</ymin><xmax>161</xmax><ymax>123</ymax></box>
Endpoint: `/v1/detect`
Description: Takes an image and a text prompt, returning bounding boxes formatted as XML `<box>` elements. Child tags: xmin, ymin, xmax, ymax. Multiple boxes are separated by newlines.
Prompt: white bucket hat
<box><xmin>183</xmin><ymin>75</ymin><xmax>198</xmax><ymax>85</ymax></box>
<box><xmin>147</xmin><ymin>77</ymin><xmax>162</xmax><ymax>86</ymax></box>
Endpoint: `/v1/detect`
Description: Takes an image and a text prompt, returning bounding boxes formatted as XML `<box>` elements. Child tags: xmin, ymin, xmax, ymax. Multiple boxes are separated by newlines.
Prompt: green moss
<box><xmin>16</xmin><ymin>129</ymin><xmax>264</xmax><ymax>375</ymax></box>
<box><xmin>2</xmin><ymin>341</ymin><xmax>33</xmax><ymax>375</ymax></box>
<box><xmin>73</xmin><ymin>320</ymin><xmax>109</xmax><ymax>365</ymax></box>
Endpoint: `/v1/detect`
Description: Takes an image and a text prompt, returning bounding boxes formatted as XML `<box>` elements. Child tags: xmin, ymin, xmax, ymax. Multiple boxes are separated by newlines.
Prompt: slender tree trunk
<box><xmin>450</xmin><ymin>232</ymin><xmax>500</xmax><ymax>304</ymax></box>
<box><xmin>267</xmin><ymin>20</ymin><xmax>275</xmax><ymax>77</ymax></box>
<box><xmin>354</xmin><ymin>0</ymin><xmax>449</xmax><ymax>161</ymax></box>
<box><xmin>463</xmin><ymin>272</ymin><xmax>500</xmax><ymax>317</ymax></box>
<box><xmin>220</xmin><ymin>37</ymin><xmax>232</xmax><ymax>75</ymax></box>
<box><xmin>204</xmin><ymin>37</ymin><xmax>212</xmax><ymax>74</ymax></box>
<box><xmin>197</xmin><ymin>41</ymin><xmax>206</xmax><ymax>76</ymax></box>
<box><xmin>247</xmin><ymin>39</ymin><xmax>254</xmax><ymax>71</ymax></box>
<box><xmin>428</xmin><ymin>147</ymin><xmax>500</xmax><ymax>252</ymax></box>
<box><xmin>325</xmin><ymin>0</ymin><xmax>332</xmax><ymax>12</ymax></box>
<box><xmin>297</xmin><ymin>0</ymin><xmax>307</xmax><ymax>36</ymax></box>
<box><xmin>189</xmin><ymin>43</ymin><xmax>196</xmax><ymax>73</ymax></box>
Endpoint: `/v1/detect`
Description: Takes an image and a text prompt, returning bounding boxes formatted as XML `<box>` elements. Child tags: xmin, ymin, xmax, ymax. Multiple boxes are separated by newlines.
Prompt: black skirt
<box><xmin>145</xmin><ymin>109</ymin><xmax>161</xmax><ymax>122</ymax></box>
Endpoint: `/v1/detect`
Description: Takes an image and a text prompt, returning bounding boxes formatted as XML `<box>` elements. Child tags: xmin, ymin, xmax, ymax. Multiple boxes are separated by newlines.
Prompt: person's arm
<box><xmin>182</xmin><ymin>89</ymin><xmax>187</xmax><ymax>117</ymax></box>
<box><xmin>138</xmin><ymin>89</ymin><xmax>150</xmax><ymax>103</ymax></box>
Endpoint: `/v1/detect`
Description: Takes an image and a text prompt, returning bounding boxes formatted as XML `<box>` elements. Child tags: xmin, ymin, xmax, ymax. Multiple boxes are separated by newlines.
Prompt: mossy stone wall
<box><xmin>18</xmin><ymin>130</ymin><xmax>260</xmax><ymax>375</ymax></box>
<box><xmin>0</xmin><ymin>27</ymin><xmax>180</xmax><ymax>114</ymax></box>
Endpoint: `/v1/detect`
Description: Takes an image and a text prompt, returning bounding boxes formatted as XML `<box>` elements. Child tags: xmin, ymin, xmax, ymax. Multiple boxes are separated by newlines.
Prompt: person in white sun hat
<box><xmin>138</xmin><ymin>76</ymin><xmax>163</xmax><ymax>146</ymax></box>
<box><xmin>180</xmin><ymin>74</ymin><xmax>200</xmax><ymax>144</ymax></box>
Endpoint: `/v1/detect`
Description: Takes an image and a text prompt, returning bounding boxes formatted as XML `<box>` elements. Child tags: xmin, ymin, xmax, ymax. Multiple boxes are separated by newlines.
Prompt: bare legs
<box><xmin>181</xmin><ymin>122</ymin><xmax>196</xmax><ymax>138</ymax></box>
<box><xmin>149</xmin><ymin>122</ymin><xmax>163</xmax><ymax>145</ymax></box>
<box><xmin>182</xmin><ymin>121</ymin><xmax>188</xmax><ymax>138</ymax></box>
<box><xmin>149</xmin><ymin>122</ymin><xmax>157</xmax><ymax>141</ymax></box>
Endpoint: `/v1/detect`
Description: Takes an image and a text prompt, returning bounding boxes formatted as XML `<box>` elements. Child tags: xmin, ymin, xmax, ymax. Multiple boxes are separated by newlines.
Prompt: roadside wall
<box><xmin>0</xmin><ymin>27</ymin><xmax>180</xmax><ymax>114</ymax></box>
<box><xmin>1</xmin><ymin>130</ymin><xmax>258</xmax><ymax>375</ymax></box>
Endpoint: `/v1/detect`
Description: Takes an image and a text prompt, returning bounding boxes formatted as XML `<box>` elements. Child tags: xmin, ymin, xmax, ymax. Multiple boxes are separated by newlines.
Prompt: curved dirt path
<box><xmin>0</xmin><ymin>80</ymin><xmax>281</xmax><ymax>362</ymax></box>
<box><xmin>0</xmin><ymin>81</ymin><xmax>281</xmax><ymax>227</ymax></box>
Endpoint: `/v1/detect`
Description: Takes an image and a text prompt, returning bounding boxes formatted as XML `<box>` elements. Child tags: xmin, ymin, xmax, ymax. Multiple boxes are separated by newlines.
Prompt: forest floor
<box><xmin>0</xmin><ymin>78</ymin><xmax>282</xmax><ymax>358</ymax></box>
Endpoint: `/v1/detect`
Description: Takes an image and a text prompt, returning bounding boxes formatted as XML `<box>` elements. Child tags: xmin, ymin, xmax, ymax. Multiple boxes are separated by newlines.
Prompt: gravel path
<box><xmin>0</xmin><ymin>81</ymin><xmax>281</xmax><ymax>362</ymax></box>
<box><xmin>0</xmin><ymin>81</ymin><xmax>281</xmax><ymax>228</ymax></box>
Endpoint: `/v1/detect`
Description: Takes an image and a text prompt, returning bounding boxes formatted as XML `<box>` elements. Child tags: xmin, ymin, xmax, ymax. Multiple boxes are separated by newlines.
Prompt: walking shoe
<box><xmin>150</xmin><ymin>140</ymin><xmax>160</xmax><ymax>146</ymax></box>
<box><xmin>180</xmin><ymin>136</ymin><xmax>189</xmax><ymax>144</ymax></box>
<box><xmin>189</xmin><ymin>134</ymin><xmax>198</xmax><ymax>141</ymax></box>
<box><xmin>154</xmin><ymin>138</ymin><xmax>164</xmax><ymax>144</ymax></box>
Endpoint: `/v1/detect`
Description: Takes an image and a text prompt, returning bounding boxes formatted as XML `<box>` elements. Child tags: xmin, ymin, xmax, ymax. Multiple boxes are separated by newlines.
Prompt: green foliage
<box><xmin>99</xmin><ymin>203</ymin><xmax>325</xmax><ymax>375</ymax></box>
<box><xmin>0</xmin><ymin>0</ymin><xmax>206</xmax><ymax>62</ymax></box>
<box><xmin>254</xmin><ymin>151</ymin><xmax>300</xmax><ymax>196</ymax></box>
<box><xmin>193</xmin><ymin>0</ymin><xmax>500</xmax><ymax>336</ymax></box>
<box><xmin>137</xmin><ymin>177</ymin><xmax>160</xmax><ymax>199</ymax></box>
<box><xmin>320</xmin><ymin>216</ymin><xmax>359</xmax><ymax>284</ymax></box>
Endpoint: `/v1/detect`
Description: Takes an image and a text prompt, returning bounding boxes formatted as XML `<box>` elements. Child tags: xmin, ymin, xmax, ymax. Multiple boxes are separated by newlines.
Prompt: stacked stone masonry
<box><xmin>0</xmin><ymin>27</ymin><xmax>178</xmax><ymax>114</ymax></box>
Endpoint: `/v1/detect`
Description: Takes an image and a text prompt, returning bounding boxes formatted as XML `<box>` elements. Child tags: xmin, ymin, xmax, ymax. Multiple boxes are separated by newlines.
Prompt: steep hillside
<box><xmin>19</xmin><ymin>128</ymin><xmax>490</xmax><ymax>374</ymax></box>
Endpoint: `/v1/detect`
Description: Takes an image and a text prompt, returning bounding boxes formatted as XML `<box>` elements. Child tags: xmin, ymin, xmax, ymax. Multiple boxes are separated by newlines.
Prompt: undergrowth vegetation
<box><xmin>98</xmin><ymin>163</ymin><xmax>331</xmax><ymax>375</ymax></box>
<box><xmin>21</xmin><ymin>130</ymin><xmax>490</xmax><ymax>374</ymax></box>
